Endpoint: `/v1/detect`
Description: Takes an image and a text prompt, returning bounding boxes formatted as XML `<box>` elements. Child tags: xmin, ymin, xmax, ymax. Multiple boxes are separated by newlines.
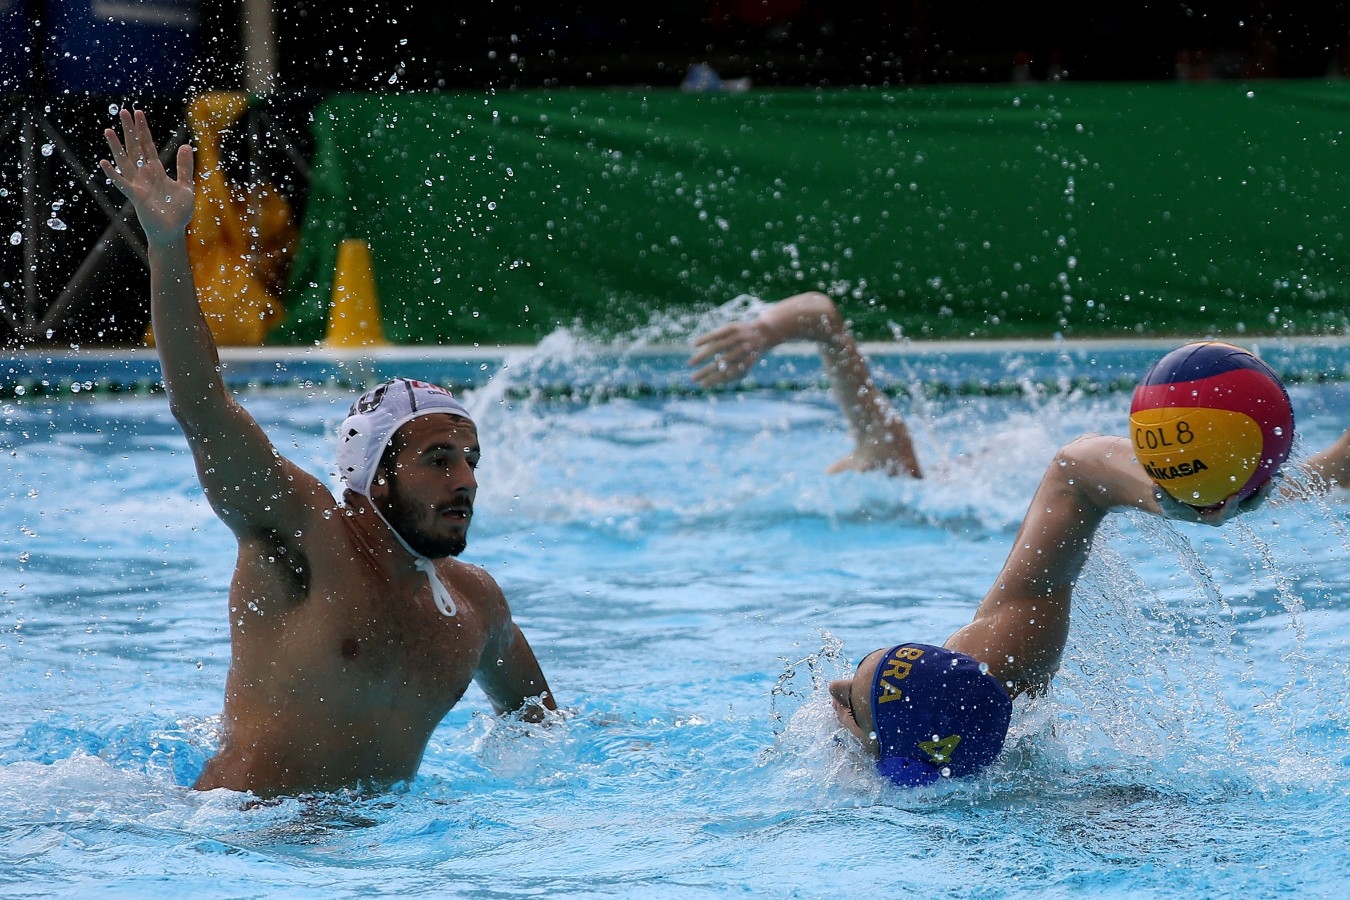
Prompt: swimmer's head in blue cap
<box><xmin>867</xmin><ymin>643</ymin><xmax>1012</xmax><ymax>787</ymax></box>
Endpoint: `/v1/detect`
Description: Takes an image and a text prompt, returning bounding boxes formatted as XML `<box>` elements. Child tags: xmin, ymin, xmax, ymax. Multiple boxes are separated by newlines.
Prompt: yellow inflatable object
<box><xmin>147</xmin><ymin>92</ymin><xmax>295</xmax><ymax>346</ymax></box>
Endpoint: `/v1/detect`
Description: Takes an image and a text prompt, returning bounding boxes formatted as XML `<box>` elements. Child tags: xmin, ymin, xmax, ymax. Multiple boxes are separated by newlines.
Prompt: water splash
<box><xmin>1056</xmin><ymin>507</ymin><xmax>1347</xmax><ymax>791</ymax></box>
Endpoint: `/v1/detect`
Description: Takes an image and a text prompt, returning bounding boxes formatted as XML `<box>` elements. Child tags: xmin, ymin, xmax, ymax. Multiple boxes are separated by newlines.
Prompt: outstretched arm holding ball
<box><xmin>946</xmin><ymin>433</ymin><xmax>1246</xmax><ymax>697</ymax></box>
<box><xmin>689</xmin><ymin>292</ymin><xmax>921</xmax><ymax>477</ymax></box>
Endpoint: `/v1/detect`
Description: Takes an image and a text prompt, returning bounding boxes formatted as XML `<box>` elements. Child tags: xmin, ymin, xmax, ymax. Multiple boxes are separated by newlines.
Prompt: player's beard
<box><xmin>379</xmin><ymin>471</ymin><xmax>470</xmax><ymax>559</ymax></box>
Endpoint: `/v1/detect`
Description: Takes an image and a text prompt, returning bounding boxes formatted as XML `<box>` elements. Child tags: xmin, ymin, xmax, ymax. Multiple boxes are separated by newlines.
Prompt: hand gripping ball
<box><xmin>1129</xmin><ymin>341</ymin><xmax>1294</xmax><ymax>508</ymax></box>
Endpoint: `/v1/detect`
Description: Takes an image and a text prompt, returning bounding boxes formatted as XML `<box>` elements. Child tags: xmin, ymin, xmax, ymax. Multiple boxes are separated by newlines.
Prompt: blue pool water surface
<box><xmin>3</xmin><ymin>335</ymin><xmax>1350</xmax><ymax>898</ymax></box>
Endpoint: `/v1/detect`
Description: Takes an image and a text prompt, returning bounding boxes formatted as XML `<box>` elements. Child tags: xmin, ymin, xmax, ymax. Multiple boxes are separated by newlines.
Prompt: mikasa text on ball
<box><xmin>1129</xmin><ymin>341</ymin><xmax>1294</xmax><ymax>507</ymax></box>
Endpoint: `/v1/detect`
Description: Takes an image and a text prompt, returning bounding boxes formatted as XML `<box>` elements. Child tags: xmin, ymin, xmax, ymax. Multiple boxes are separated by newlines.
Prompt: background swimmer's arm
<box><xmin>689</xmin><ymin>292</ymin><xmax>920</xmax><ymax>477</ymax></box>
<box><xmin>944</xmin><ymin>434</ymin><xmax>1246</xmax><ymax>698</ymax></box>
<box><xmin>475</xmin><ymin>622</ymin><xmax>557</xmax><ymax>723</ymax></box>
<box><xmin>102</xmin><ymin>110</ymin><xmax>326</xmax><ymax>537</ymax></box>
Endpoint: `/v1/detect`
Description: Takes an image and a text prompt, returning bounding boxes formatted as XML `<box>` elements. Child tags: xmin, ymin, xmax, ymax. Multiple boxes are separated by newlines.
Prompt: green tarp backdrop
<box><xmin>280</xmin><ymin>82</ymin><xmax>1350</xmax><ymax>346</ymax></box>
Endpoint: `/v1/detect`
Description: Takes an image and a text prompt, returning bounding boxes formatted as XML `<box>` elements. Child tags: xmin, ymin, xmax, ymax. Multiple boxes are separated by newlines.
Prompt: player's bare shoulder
<box><xmin>229</xmin><ymin>490</ymin><xmax>357</xmax><ymax>624</ymax></box>
<box><xmin>441</xmin><ymin>557</ymin><xmax>511</xmax><ymax>623</ymax></box>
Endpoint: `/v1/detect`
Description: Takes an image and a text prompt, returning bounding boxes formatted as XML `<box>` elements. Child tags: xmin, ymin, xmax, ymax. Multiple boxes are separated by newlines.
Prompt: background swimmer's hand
<box><xmin>1154</xmin><ymin>475</ymin><xmax>1276</xmax><ymax>526</ymax></box>
<box><xmin>690</xmin><ymin>294</ymin><xmax>848</xmax><ymax>388</ymax></box>
<box><xmin>689</xmin><ymin>320</ymin><xmax>771</xmax><ymax>387</ymax></box>
<box><xmin>99</xmin><ymin>108</ymin><xmax>195</xmax><ymax>247</ymax></box>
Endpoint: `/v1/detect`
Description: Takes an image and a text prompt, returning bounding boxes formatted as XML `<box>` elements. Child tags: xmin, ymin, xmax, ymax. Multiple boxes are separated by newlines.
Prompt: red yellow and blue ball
<box><xmin>1129</xmin><ymin>341</ymin><xmax>1294</xmax><ymax>507</ymax></box>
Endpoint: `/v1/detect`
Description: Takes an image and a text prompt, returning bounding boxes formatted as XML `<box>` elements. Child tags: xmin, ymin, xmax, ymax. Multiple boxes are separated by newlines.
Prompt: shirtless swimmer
<box><xmin>101</xmin><ymin>109</ymin><xmax>555</xmax><ymax>798</ymax></box>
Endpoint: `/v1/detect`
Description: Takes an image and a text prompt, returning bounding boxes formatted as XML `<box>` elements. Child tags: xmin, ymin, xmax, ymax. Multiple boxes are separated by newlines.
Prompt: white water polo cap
<box><xmin>337</xmin><ymin>378</ymin><xmax>474</xmax><ymax>497</ymax></box>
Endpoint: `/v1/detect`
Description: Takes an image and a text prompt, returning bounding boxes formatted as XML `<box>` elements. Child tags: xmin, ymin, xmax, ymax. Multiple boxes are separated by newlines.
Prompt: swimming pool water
<box><xmin>3</xmin><ymin>338</ymin><xmax>1350</xmax><ymax>898</ymax></box>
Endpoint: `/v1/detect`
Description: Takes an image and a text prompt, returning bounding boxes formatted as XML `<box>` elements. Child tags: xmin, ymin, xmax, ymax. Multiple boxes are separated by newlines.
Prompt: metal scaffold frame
<box><xmin>0</xmin><ymin>97</ymin><xmax>309</xmax><ymax>347</ymax></box>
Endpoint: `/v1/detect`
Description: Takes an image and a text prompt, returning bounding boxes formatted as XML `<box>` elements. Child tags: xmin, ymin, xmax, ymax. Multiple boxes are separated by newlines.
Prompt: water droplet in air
<box><xmin>9</xmin><ymin>232</ymin><xmax>20</xmax><ymax>245</ymax></box>
<box><xmin>40</xmin><ymin>143</ymin><xmax>54</xmax><ymax>156</ymax></box>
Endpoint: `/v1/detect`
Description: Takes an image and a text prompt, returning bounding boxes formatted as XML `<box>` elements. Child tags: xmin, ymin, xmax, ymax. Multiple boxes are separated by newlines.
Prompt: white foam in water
<box><xmin>3</xmin><ymin>341</ymin><xmax>1350</xmax><ymax>895</ymax></box>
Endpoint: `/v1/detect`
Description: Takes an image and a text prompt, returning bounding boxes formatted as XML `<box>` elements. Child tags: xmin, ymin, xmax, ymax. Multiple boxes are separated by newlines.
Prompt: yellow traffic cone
<box><xmin>325</xmin><ymin>238</ymin><xmax>388</xmax><ymax>347</ymax></box>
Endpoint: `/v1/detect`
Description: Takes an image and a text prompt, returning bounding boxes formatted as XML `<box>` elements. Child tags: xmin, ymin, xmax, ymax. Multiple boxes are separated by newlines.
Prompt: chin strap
<box><xmin>369</xmin><ymin>501</ymin><xmax>458</xmax><ymax>618</ymax></box>
<box><xmin>414</xmin><ymin>556</ymin><xmax>458</xmax><ymax>617</ymax></box>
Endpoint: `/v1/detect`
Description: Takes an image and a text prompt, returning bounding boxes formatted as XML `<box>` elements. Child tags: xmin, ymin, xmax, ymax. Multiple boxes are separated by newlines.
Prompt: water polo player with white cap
<box><xmin>102</xmin><ymin>109</ymin><xmax>554</xmax><ymax>798</ymax></box>
<box><xmin>338</xmin><ymin>378</ymin><xmax>479</xmax><ymax>615</ymax></box>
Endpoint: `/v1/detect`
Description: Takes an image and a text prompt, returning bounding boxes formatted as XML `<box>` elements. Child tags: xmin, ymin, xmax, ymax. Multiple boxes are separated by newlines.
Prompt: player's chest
<box><xmin>287</xmin><ymin>593</ymin><xmax>487</xmax><ymax>702</ymax></box>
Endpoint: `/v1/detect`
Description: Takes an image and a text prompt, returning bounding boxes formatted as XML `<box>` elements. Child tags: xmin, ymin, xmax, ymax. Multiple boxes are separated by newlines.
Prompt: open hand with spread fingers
<box><xmin>100</xmin><ymin>108</ymin><xmax>195</xmax><ymax>247</ymax></box>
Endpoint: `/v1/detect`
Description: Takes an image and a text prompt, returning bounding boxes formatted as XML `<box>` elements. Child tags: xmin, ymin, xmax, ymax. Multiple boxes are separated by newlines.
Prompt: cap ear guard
<box><xmin>337</xmin><ymin>411</ymin><xmax>380</xmax><ymax>494</ymax></box>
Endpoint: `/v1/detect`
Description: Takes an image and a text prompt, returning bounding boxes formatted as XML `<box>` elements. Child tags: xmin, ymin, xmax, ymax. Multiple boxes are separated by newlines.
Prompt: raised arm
<box><xmin>101</xmin><ymin>109</ymin><xmax>326</xmax><ymax>537</ymax></box>
<box><xmin>945</xmin><ymin>434</ymin><xmax>1250</xmax><ymax>697</ymax></box>
<box><xmin>689</xmin><ymin>292</ymin><xmax>920</xmax><ymax>477</ymax></box>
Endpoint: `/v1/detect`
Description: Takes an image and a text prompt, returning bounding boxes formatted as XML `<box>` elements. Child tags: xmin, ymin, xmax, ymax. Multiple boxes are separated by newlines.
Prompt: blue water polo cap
<box><xmin>869</xmin><ymin>643</ymin><xmax>1012</xmax><ymax>787</ymax></box>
